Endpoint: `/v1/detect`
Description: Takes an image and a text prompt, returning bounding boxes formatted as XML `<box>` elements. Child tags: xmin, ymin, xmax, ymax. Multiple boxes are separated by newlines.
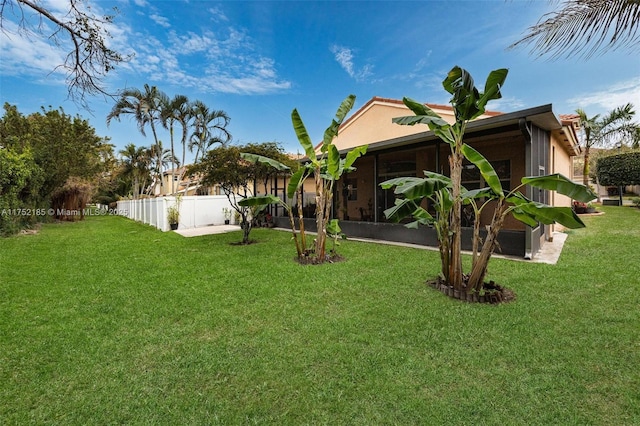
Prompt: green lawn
<box><xmin>1</xmin><ymin>206</ymin><xmax>639</xmax><ymax>424</ymax></box>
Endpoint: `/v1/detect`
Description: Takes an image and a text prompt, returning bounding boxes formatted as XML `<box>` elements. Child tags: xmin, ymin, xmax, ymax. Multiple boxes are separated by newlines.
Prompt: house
<box><xmin>150</xmin><ymin>167</ymin><xmax>222</xmax><ymax>197</ymax></box>
<box><xmin>268</xmin><ymin>97</ymin><xmax>582</xmax><ymax>260</ymax></box>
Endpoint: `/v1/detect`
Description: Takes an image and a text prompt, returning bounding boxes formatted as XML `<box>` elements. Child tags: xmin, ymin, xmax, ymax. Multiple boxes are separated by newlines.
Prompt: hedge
<box><xmin>596</xmin><ymin>152</ymin><xmax>640</xmax><ymax>186</ymax></box>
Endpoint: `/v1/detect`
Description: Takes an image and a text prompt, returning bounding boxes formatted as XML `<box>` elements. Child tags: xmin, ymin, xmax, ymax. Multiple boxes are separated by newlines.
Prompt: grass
<box><xmin>1</xmin><ymin>206</ymin><xmax>639</xmax><ymax>424</ymax></box>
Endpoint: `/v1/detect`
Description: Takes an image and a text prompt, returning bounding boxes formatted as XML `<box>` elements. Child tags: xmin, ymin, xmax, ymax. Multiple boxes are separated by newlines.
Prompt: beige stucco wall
<box><xmin>550</xmin><ymin>132</ymin><xmax>574</xmax><ymax>209</ymax></box>
<box><xmin>330</xmin><ymin>99</ymin><xmax>497</xmax><ymax>152</ymax></box>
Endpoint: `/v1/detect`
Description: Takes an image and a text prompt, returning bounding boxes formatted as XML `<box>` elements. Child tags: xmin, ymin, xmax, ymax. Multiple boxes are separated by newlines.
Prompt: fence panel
<box><xmin>117</xmin><ymin>195</ymin><xmax>234</xmax><ymax>232</ymax></box>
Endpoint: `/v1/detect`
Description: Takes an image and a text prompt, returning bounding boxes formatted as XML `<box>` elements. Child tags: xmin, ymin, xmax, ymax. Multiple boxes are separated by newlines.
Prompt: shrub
<box><xmin>596</xmin><ymin>152</ymin><xmax>640</xmax><ymax>186</ymax></box>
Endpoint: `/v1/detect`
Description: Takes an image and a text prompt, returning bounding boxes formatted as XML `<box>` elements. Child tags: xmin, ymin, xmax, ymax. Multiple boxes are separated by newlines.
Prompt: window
<box><xmin>461</xmin><ymin>160</ymin><xmax>510</xmax><ymax>192</ymax></box>
<box><xmin>343</xmin><ymin>178</ymin><xmax>357</xmax><ymax>201</ymax></box>
<box><xmin>462</xmin><ymin>163</ymin><xmax>481</xmax><ymax>190</ymax></box>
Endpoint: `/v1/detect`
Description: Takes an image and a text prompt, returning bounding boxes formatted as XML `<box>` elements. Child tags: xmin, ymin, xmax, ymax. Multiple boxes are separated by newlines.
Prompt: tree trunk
<box><xmin>314</xmin><ymin>172</ymin><xmax>326</xmax><ymax>262</ymax></box>
<box><xmin>582</xmin><ymin>145</ymin><xmax>590</xmax><ymax>186</ymax></box>
<box><xmin>170</xmin><ymin>124</ymin><xmax>176</xmax><ymax>194</ymax></box>
<box><xmin>467</xmin><ymin>200</ymin><xmax>507</xmax><ymax>291</ymax></box>
<box><xmin>297</xmin><ymin>189</ymin><xmax>307</xmax><ymax>255</ymax></box>
<box><xmin>435</xmin><ymin>215</ymin><xmax>449</xmax><ymax>280</ymax></box>
<box><xmin>471</xmin><ymin>209</ymin><xmax>481</xmax><ymax>270</ymax></box>
<box><xmin>285</xmin><ymin>205</ymin><xmax>302</xmax><ymax>257</ymax></box>
<box><xmin>242</xmin><ymin>218</ymin><xmax>251</xmax><ymax>244</ymax></box>
<box><xmin>320</xmin><ymin>184</ymin><xmax>334</xmax><ymax>259</ymax></box>
<box><xmin>448</xmin><ymin>151</ymin><xmax>463</xmax><ymax>290</ymax></box>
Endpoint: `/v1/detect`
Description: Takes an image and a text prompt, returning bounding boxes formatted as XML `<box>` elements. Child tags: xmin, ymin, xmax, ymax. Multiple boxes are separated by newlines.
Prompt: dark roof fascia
<box><xmin>339</xmin><ymin>104</ymin><xmax>560</xmax><ymax>155</ymax></box>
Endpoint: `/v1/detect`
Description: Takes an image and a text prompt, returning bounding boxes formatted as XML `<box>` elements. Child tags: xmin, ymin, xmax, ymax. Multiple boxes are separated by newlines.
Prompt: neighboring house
<box><xmin>267</xmin><ymin>97</ymin><xmax>582</xmax><ymax>260</ymax></box>
<box><xmin>150</xmin><ymin>167</ymin><xmax>221</xmax><ymax>197</ymax></box>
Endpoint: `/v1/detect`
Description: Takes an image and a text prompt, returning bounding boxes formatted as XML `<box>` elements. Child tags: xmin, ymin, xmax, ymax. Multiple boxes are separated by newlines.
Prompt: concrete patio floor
<box><xmin>174</xmin><ymin>224</ymin><xmax>568</xmax><ymax>265</ymax></box>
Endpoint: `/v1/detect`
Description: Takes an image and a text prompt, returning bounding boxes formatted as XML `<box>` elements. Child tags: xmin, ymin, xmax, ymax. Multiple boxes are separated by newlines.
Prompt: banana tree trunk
<box><xmin>315</xmin><ymin>173</ymin><xmax>326</xmax><ymax>261</ymax></box>
<box><xmin>296</xmin><ymin>189</ymin><xmax>307</xmax><ymax>255</ymax></box>
<box><xmin>467</xmin><ymin>200</ymin><xmax>507</xmax><ymax>291</ymax></box>
<box><xmin>448</xmin><ymin>151</ymin><xmax>463</xmax><ymax>290</ymax></box>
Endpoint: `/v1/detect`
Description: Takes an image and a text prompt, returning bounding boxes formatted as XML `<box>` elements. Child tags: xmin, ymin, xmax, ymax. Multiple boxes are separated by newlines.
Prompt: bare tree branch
<box><xmin>0</xmin><ymin>0</ymin><xmax>131</xmax><ymax>108</ymax></box>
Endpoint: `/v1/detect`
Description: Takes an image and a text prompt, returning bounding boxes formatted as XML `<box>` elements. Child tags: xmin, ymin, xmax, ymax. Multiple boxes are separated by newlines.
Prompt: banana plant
<box><xmin>382</xmin><ymin>65</ymin><xmax>596</xmax><ymax>293</ymax></box>
<box><xmin>240</xmin><ymin>94</ymin><xmax>367</xmax><ymax>263</ymax></box>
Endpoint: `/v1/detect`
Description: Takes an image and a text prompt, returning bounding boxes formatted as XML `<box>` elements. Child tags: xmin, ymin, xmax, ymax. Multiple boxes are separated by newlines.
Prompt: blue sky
<box><xmin>1</xmin><ymin>0</ymin><xmax>639</xmax><ymax>163</ymax></box>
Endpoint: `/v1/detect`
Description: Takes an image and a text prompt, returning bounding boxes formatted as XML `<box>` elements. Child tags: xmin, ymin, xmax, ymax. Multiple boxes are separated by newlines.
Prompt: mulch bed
<box><xmin>428</xmin><ymin>276</ymin><xmax>516</xmax><ymax>304</ymax></box>
<box><xmin>295</xmin><ymin>251</ymin><xmax>345</xmax><ymax>265</ymax></box>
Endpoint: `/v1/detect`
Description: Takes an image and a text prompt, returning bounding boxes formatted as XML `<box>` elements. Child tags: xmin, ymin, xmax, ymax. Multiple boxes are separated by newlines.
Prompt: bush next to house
<box><xmin>596</xmin><ymin>151</ymin><xmax>640</xmax><ymax>186</ymax></box>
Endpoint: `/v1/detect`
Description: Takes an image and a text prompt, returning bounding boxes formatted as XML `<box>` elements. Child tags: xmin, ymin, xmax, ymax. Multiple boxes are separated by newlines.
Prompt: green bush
<box><xmin>0</xmin><ymin>148</ymin><xmax>44</xmax><ymax>235</ymax></box>
<box><xmin>596</xmin><ymin>152</ymin><xmax>640</xmax><ymax>186</ymax></box>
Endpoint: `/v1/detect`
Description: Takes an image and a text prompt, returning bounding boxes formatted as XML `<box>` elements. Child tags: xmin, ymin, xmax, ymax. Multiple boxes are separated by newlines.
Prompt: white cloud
<box><xmin>130</xmin><ymin>25</ymin><xmax>291</xmax><ymax>95</ymax></box>
<box><xmin>488</xmin><ymin>96</ymin><xmax>526</xmax><ymax>113</ymax></box>
<box><xmin>0</xmin><ymin>21</ymin><xmax>67</xmax><ymax>77</ymax></box>
<box><xmin>568</xmin><ymin>77</ymin><xmax>640</xmax><ymax>112</ymax></box>
<box><xmin>150</xmin><ymin>14</ymin><xmax>171</xmax><ymax>28</ymax></box>
<box><xmin>208</xmin><ymin>6</ymin><xmax>229</xmax><ymax>22</ymax></box>
<box><xmin>169</xmin><ymin>30</ymin><xmax>217</xmax><ymax>54</ymax></box>
<box><xmin>330</xmin><ymin>44</ymin><xmax>374</xmax><ymax>82</ymax></box>
<box><xmin>1</xmin><ymin>2</ymin><xmax>291</xmax><ymax>97</ymax></box>
<box><xmin>331</xmin><ymin>45</ymin><xmax>355</xmax><ymax>76</ymax></box>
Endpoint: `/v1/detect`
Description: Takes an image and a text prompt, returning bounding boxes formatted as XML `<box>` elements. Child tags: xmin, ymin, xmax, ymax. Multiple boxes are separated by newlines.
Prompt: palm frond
<box><xmin>510</xmin><ymin>0</ymin><xmax>640</xmax><ymax>59</ymax></box>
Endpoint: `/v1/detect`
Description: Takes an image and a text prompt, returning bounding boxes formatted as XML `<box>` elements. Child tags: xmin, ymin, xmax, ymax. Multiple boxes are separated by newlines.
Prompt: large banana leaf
<box><xmin>287</xmin><ymin>167</ymin><xmax>308</xmax><ymax>199</ymax></box>
<box><xmin>326</xmin><ymin>219</ymin><xmax>343</xmax><ymax>237</ymax></box>
<box><xmin>322</xmin><ymin>119</ymin><xmax>340</xmax><ymax>153</ymax></box>
<box><xmin>461</xmin><ymin>143</ymin><xmax>504</xmax><ymax>197</ymax></box>
<box><xmin>395</xmin><ymin>177</ymin><xmax>450</xmax><ymax>199</ymax></box>
<box><xmin>513</xmin><ymin>199</ymin><xmax>586</xmax><ymax>228</ymax></box>
<box><xmin>511</xmin><ymin>207</ymin><xmax>540</xmax><ymax>227</ymax></box>
<box><xmin>521</xmin><ymin>174</ymin><xmax>596</xmax><ymax>203</ymax></box>
<box><xmin>379</xmin><ymin>176</ymin><xmax>420</xmax><ymax>190</ymax></box>
<box><xmin>442</xmin><ymin>66</ymin><xmax>481</xmax><ymax>121</ymax></box>
<box><xmin>383</xmin><ymin>198</ymin><xmax>419</xmax><ymax>222</ymax></box>
<box><xmin>461</xmin><ymin>187</ymin><xmax>494</xmax><ymax>201</ymax></box>
<box><xmin>412</xmin><ymin>206</ymin><xmax>435</xmax><ymax>225</ymax></box>
<box><xmin>423</xmin><ymin>170</ymin><xmax>452</xmax><ymax>183</ymax></box>
<box><xmin>240</xmin><ymin>152</ymin><xmax>291</xmax><ymax>171</ymax></box>
<box><xmin>327</xmin><ymin>144</ymin><xmax>341</xmax><ymax>179</ymax></box>
<box><xmin>291</xmin><ymin>108</ymin><xmax>317</xmax><ymax>163</ymax></box>
<box><xmin>238</xmin><ymin>194</ymin><xmax>282</xmax><ymax>207</ymax></box>
<box><xmin>343</xmin><ymin>145</ymin><xmax>368</xmax><ymax>169</ymax></box>
<box><xmin>335</xmin><ymin>94</ymin><xmax>356</xmax><ymax>123</ymax></box>
<box><xmin>394</xmin><ymin>98</ymin><xmax>449</xmax><ymax>126</ymax></box>
<box><xmin>477</xmin><ymin>68</ymin><xmax>508</xmax><ymax>113</ymax></box>
<box><xmin>393</xmin><ymin>97</ymin><xmax>454</xmax><ymax>146</ymax></box>
<box><xmin>322</xmin><ymin>94</ymin><xmax>356</xmax><ymax>149</ymax></box>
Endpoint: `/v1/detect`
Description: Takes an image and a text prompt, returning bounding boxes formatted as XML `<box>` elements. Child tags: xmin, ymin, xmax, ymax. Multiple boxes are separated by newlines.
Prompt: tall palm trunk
<box><xmin>582</xmin><ymin>145</ymin><xmax>591</xmax><ymax>186</ymax></box>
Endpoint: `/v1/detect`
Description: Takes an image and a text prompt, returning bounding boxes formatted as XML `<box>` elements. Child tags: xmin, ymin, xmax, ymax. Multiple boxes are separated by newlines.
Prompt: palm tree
<box><xmin>576</xmin><ymin>103</ymin><xmax>638</xmax><ymax>185</ymax></box>
<box><xmin>119</xmin><ymin>143</ymin><xmax>150</xmax><ymax>199</ymax></box>
<box><xmin>147</xmin><ymin>142</ymin><xmax>177</xmax><ymax>195</ymax></box>
<box><xmin>511</xmin><ymin>0</ymin><xmax>640</xmax><ymax>59</ymax></box>
<box><xmin>189</xmin><ymin>100</ymin><xmax>232</xmax><ymax>164</ymax></box>
<box><xmin>107</xmin><ymin>84</ymin><xmax>167</xmax><ymax>156</ymax></box>
<box><xmin>160</xmin><ymin>94</ymin><xmax>191</xmax><ymax>193</ymax></box>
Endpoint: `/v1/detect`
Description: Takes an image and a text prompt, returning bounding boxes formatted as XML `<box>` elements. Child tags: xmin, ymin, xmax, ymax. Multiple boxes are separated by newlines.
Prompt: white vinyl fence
<box><xmin>117</xmin><ymin>195</ymin><xmax>234</xmax><ymax>232</ymax></box>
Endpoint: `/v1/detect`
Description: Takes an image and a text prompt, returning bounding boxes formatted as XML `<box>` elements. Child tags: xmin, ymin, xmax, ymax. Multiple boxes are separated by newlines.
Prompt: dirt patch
<box><xmin>428</xmin><ymin>276</ymin><xmax>516</xmax><ymax>304</ymax></box>
<box><xmin>295</xmin><ymin>251</ymin><xmax>345</xmax><ymax>265</ymax></box>
<box><xmin>229</xmin><ymin>240</ymin><xmax>258</xmax><ymax>246</ymax></box>
<box><xmin>18</xmin><ymin>225</ymin><xmax>41</xmax><ymax>236</ymax></box>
